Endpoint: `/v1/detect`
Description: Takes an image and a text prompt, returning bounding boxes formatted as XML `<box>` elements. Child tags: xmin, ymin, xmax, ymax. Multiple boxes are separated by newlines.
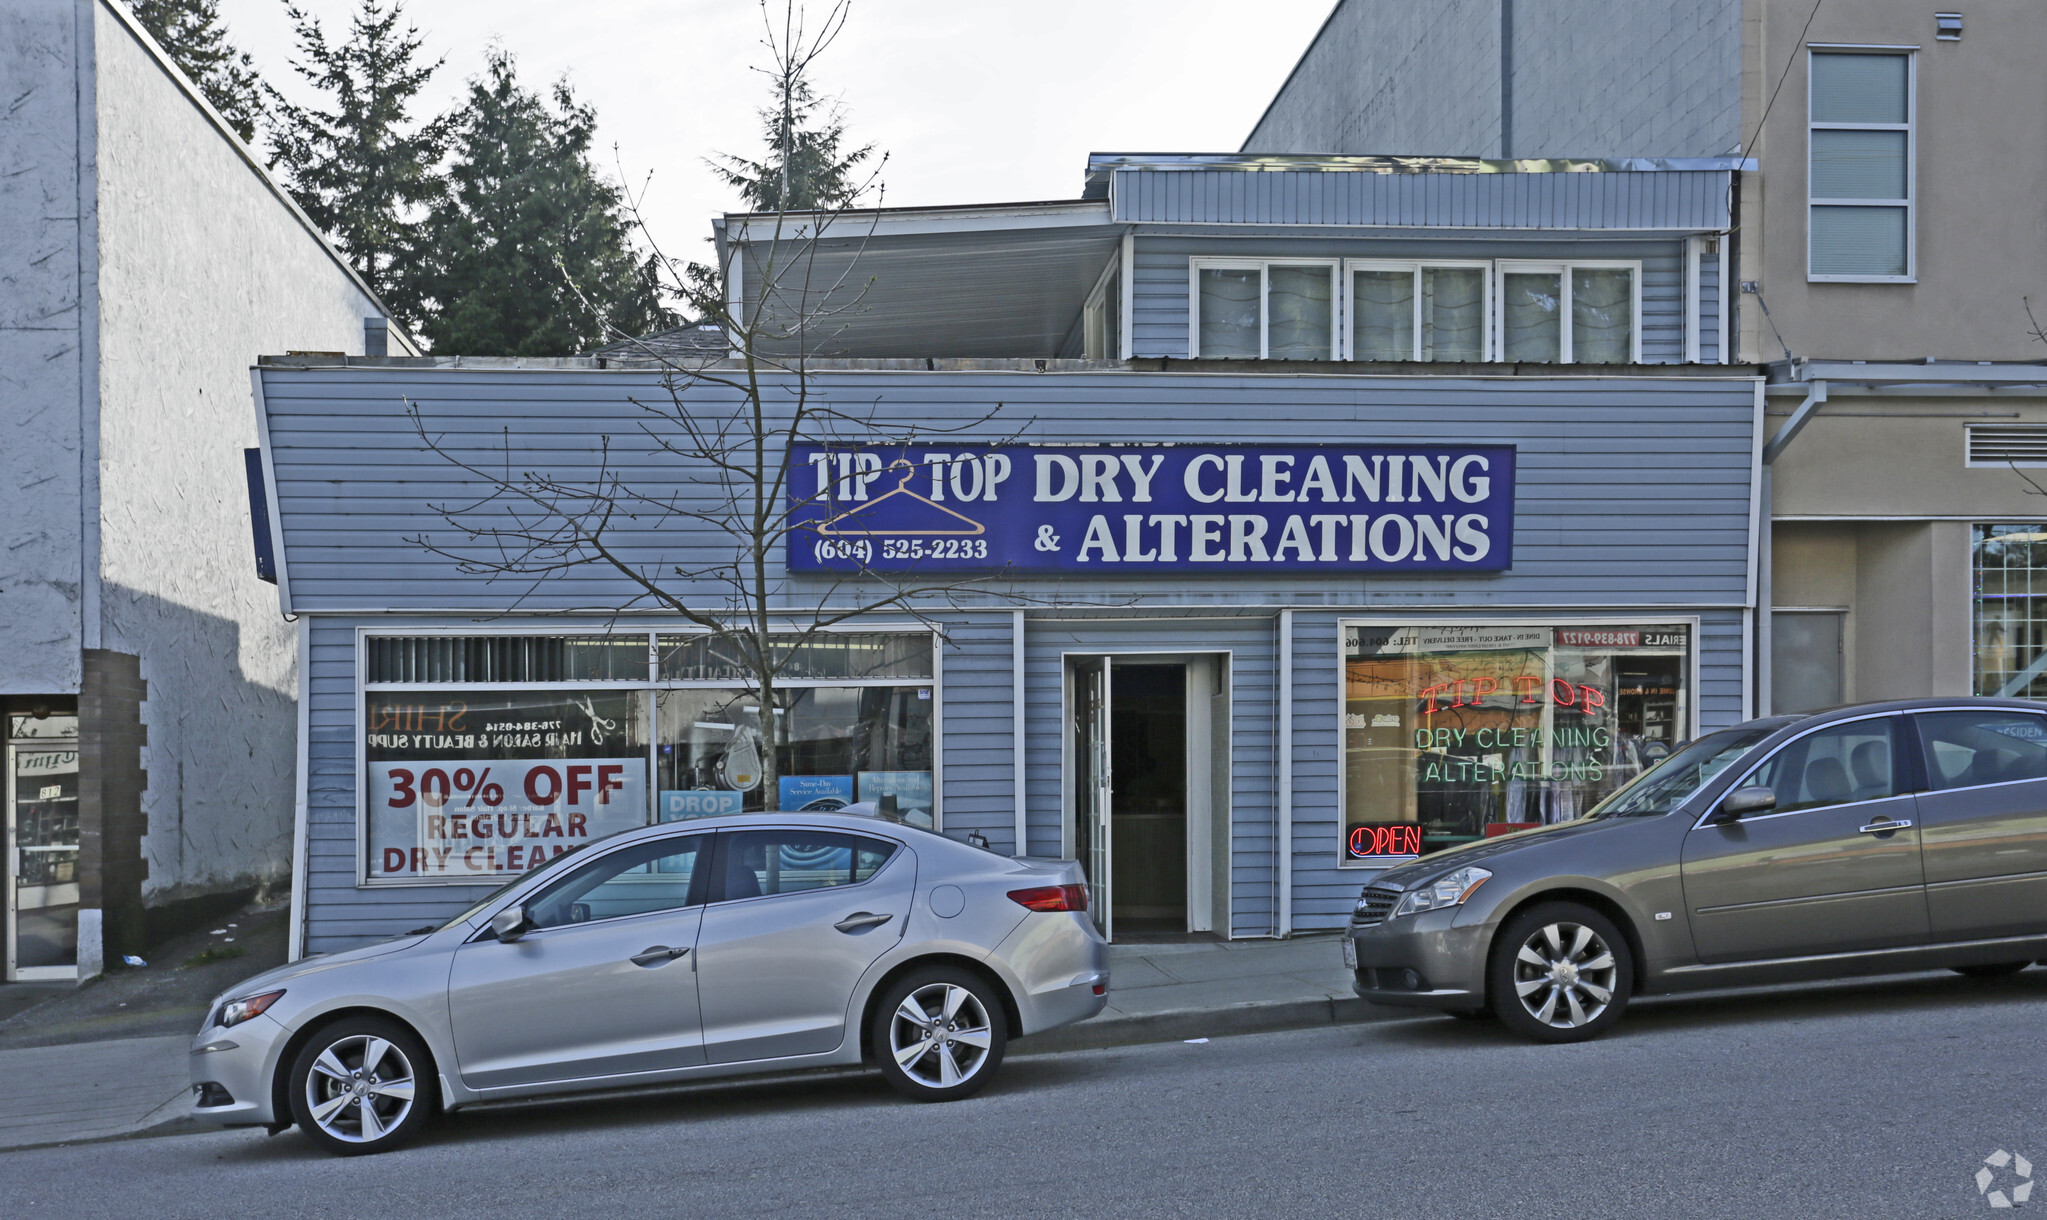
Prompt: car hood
<box><xmin>1370</xmin><ymin>819</ymin><xmax>1628</xmax><ymax>889</ymax></box>
<box><xmin>211</xmin><ymin>934</ymin><xmax>430</xmax><ymax>1005</ymax></box>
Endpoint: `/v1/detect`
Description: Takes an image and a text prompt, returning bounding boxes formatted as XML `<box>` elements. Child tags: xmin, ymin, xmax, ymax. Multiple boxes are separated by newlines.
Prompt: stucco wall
<box><xmin>1243</xmin><ymin>0</ymin><xmax>1740</xmax><ymax>159</ymax></box>
<box><xmin>1739</xmin><ymin>0</ymin><xmax>2047</xmax><ymax>361</ymax></box>
<box><xmin>91</xmin><ymin>1</ymin><xmax>389</xmax><ymax>900</ymax></box>
<box><xmin>0</xmin><ymin>0</ymin><xmax>92</xmax><ymax>694</ymax></box>
<box><xmin>1767</xmin><ymin>398</ymin><xmax>2047</xmax><ymax>519</ymax></box>
<box><xmin>1772</xmin><ymin>519</ymin><xmax>1974</xmax><ymax>703</ymax></box>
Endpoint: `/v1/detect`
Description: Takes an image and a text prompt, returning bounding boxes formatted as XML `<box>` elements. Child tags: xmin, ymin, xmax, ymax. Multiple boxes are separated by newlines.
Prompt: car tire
<box><xmin>1488</xmin><ymin>902</ymin><xmax>1634</xmax><ymax>1044</ymax></box>
<box><xmin>1952</xmin><ymin>962</ymin><xmax>2031</xmax><ymax>979</ymax></box>
<box><xmin>288</xmin><ymin>1016</ymin><xmax>435</xmax><ymax>1156</ymax></box>
<box><xmin>871</xmin><ymin>966</ymin><xmax>1007</xmax><ymax>1102</ymax></box>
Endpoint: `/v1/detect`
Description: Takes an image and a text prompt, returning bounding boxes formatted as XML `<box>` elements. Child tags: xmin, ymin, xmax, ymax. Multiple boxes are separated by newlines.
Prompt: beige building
<box><xmin>1248</xmin><ymin>0</ymin><xmax>2047</xmax><ymax>714</ymax></box>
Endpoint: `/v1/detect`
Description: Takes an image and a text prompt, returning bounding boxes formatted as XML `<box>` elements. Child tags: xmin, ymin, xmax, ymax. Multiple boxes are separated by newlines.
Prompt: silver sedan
<box><xmin>187</xmin><ymin>810</ymin><xmax>1108</xmax><ymax>1155</ymax></box>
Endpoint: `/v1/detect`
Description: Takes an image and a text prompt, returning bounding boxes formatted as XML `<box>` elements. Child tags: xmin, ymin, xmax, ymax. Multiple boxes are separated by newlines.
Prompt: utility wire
<box><xmin>1741</xmin><ymin>0</ymin><xmax>1827</xmax><ymax>165</ymax></box>
<box><xmin>1731</xmin><ymin>0</ymin><xmax>1827</xmax><ymax>366</ymax></box>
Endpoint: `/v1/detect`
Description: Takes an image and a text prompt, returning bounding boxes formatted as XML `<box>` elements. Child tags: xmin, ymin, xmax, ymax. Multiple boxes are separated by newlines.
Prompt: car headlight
<box><xmin>1392</xmin><ymin>867</ymin><xmax>1492</xmax><ymax>918</ymax></box>
<box><xmin>216</xmin><ymin>990</ymin><xmax>286</xmax><ymax>1029</ymax></box>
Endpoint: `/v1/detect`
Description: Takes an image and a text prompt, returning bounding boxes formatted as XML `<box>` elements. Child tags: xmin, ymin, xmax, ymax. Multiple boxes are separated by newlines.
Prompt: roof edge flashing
<box><xmin>1083</xmin><ymin>152</ymin><xmax>1754</xmax><ymax>195</ymax></box>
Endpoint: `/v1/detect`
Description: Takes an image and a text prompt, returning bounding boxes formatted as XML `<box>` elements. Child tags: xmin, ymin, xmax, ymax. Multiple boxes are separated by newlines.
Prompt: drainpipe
<box><xmin>1756</xmin><ymin>379</ymin><xmax>1828</xmax><ymax>716</ymax></box>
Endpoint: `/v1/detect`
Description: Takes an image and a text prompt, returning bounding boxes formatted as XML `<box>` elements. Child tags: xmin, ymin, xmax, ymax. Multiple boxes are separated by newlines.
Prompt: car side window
<box><xmin>1915</xmin><ymin>711</ymin><xmax>2047</xmax><ymax>791</ymax></box>
<box><xmin>523</xmin><ymin>835</ymin><xmax>706</xmax><ymax>930</ymax></box>
<box><xmin>1741</xmin><ymin>717</ymin><xmax>1900</xmax><ymax>814</ymax></box>
<box><xmin>718</xmin><ymin>830</ymin><xmax>896</xmax><ymax>900</ymax></box>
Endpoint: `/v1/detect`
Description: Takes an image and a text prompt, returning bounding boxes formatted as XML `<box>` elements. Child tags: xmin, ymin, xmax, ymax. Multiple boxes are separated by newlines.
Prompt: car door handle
<box><xmin>629</xmin><ymin>945</ymin><xmax>691</xmax><ymax>967</ymax></box>
<box><xmin>834</xmin><ymin>912</ymin><xmax>893</xmax><ymax>933</ymax></box>
<box><xmin>1859</xmin><ymin>819</ymin><xmax>1913</xmax><ymax>835</ymax></box>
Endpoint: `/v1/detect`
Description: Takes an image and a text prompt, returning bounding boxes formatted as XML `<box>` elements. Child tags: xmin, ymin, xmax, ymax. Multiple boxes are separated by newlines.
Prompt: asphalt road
<box><xmin>4</xmin><ymin>969</ymin><xmax>2045</xmax><ymax>1219</ymax></box>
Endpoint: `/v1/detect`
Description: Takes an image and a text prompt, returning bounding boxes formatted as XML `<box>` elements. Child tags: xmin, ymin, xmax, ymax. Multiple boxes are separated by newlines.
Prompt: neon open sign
<box><xmin>1347</xmin><ymin>823</ymin><xmax>1424</xmax><ymax>858</ymax></box>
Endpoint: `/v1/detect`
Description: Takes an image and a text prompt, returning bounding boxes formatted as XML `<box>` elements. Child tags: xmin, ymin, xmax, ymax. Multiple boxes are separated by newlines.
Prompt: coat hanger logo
<box><xmin>817</xmin><ymin>459</ymin><xmax>986</xmax><ymax>538</ymax></box>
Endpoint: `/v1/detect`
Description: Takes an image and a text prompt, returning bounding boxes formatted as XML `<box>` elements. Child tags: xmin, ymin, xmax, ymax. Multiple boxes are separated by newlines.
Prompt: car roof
<box><xmin>1774</xmin><ymin>695</ymin><xmax>2047</xmax><ymax>722</ymax></box>
<box><xmin>599</xmin><ymin>808</ymin><xmax>954</xmax><ymax>847</ymax></box>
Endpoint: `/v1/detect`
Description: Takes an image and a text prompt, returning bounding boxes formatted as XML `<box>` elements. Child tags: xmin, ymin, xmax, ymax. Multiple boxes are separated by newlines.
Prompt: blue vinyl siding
<box><xmin>936</xmin><ymin>611</ymin><xmax>1022</xmax><ymax>853</ymax></box>
<box><xmin>1133</xmin><ymin>235</ymin><xmax>1691</xmax><ymax>361</ymax></box>
<box><xmin>260</xmin><ymin>369</ymin><xmax>1755</xmax><ymax>613</ymax></box>
<box><xmin>1111</xmin><ymin>168</ymin><xmax>1731</xmax><ymax>231</ymax></box>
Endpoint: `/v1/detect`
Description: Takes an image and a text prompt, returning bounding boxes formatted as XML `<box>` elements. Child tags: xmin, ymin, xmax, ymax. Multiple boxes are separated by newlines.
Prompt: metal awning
<box><xmin>715</xmin><ymin>201</ymin><xmax>1121</xmax><ymax>359</ymax></box>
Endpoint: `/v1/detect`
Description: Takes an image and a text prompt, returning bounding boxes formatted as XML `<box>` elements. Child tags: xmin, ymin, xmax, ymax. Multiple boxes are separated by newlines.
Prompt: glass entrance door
<box><xmin>1071</xmin><ymin>658</ymin><xmax>1112</xmax><ymax>939</ymax></box>
<box><xmin>1109</xmin><ymin>664</ymin><xmax>1189</xmax><ymax>935</ymax></box>
<box><xmin>7</xmin><ymin>745</ymin><xmax>81</xmax><ymax>980</ymax></box>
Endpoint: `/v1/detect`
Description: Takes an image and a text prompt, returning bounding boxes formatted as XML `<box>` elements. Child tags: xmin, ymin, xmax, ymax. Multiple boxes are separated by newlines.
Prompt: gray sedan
<box><xmin>1348</xmin><ymin>698</ymin><xmax>2047</xmax><ymax>1042</ymax></box>
<box><xmin>188</xmin><ymin>810</ymin><xmax>1108</xmax><ymax>1154</ymax></box>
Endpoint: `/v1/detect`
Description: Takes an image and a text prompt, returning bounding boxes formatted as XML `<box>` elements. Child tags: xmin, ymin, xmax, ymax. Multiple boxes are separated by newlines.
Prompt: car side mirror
<box><xmin>1713</xmin><ymin>786</ymin><xmax>1777</xmax><ymax>823</ymax></box>
<box><xmin>489</xmin><ymin>905</ymin><xmax>530</xmax><ymax>943</ymax></box>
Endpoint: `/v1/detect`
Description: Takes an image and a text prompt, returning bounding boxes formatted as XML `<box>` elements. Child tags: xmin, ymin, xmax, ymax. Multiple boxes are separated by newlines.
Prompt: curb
<box><xmin>1014</xmin><ymin>993</ymin><xmax>1402</xmax><ymax>1055</ymax></box>
<box><xmin>0</xmin><ymin>1114</ymin><xmax>214</xmax><ymax>1155</ymax></box>
<box><xmin>0</xmin><ymin>994</ymin><xmax>1407</xmax><ymax>1152</ymax></box>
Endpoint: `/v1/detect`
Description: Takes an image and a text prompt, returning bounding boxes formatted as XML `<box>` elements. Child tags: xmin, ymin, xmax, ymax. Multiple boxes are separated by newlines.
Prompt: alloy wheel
<box><xmin>1510</xmin><ymin>921</ymin><xmax>1619</xmax><ymax>1031</ymax></box>
<box><xmin>303</xmin><ymin>1033</ymin><xmax>418</xmax><ymax>1144</ymax></box>
<box><xmin>888</xmin><ymin>982</ymin><xmax>993</xmax><ymax>1089</ymax></box>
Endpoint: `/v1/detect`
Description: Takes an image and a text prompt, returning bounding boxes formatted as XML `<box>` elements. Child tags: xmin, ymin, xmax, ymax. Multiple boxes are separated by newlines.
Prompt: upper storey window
<box><xmin>1809</xmin><ymin>49</ymin><xmax>1914</xmax><ymax>281</ymax></box>
<box><xmin>1497</xmin><ymin>262</ymin><xmax>1639</xmax><ymax>364</ymax></box>
<box><xmin>1349</xmin><ymin>263</ymin><xmax>1488</xmax><ymax>361</ymax></box>
<box><xmin>1191</xmin><ymin>260</ymin><xmax>1338</xmax><ymax>359</ymax></box>
<box><xmin>1190</xmin><ymin>257</ymin><xmax>1638</xmax><ymax>363</ymax></box>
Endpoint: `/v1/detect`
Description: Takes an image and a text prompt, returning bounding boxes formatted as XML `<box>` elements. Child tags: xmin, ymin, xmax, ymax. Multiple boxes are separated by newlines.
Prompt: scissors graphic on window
<box><xmin>571</xmin><ymin>694</ymin><xmax>617</xmax><ymax>747</ymax></box>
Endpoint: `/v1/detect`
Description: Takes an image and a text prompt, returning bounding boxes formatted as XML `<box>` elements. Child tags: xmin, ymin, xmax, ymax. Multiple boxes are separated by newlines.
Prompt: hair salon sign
<box><xmin>786</xmin><ymin>443</ymin><xmax>1515</xmax><ymax>574</ymax></box>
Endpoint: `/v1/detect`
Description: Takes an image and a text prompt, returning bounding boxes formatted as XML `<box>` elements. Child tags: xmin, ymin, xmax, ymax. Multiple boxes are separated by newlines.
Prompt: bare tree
<box><xmin>405</xmin><ymin>0</ymin><xmax>1037</xmax><ymax>812</ymax></box>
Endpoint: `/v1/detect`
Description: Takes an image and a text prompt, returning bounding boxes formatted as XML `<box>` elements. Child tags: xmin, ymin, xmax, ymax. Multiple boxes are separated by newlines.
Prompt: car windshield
<box><xmin>1588</xmin><ymin>722</ymin><xmax>1787</xmax><ymax>818</ymax></box>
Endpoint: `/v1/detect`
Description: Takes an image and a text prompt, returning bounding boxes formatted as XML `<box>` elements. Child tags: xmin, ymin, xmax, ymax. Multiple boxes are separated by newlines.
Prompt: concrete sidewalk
<box><xmin>0</xmin><ymin>932</ymin><xmax>1379</xmax><ymax>1152</ymax></box>
<box><xmin>0</xmin><ymin>1034</ymin><xmax>196</xmax><ymax>1151</ymax></box>
<box><xmin>1022</xmin><ymin>932</ymin><xmax>1385</xmax><ymax>1054</ymax></box>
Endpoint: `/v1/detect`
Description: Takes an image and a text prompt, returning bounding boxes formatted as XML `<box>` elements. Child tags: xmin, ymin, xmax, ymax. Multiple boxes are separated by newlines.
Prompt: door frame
<box><xmin>1060</xmin><ymin>650</ymin><xmax>1232</xmax><ymax>940</ymax></box>
<box><xmin>6</xmin><ymin>741</ymin><xmax>83</xmax><ymax>982</ymax></box>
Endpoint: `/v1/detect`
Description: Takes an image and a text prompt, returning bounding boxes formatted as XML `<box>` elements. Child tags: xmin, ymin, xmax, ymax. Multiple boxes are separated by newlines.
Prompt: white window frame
<box><xmin>1493</xmin><ymin>260</ymin><xmax>1644</xmax><ymax>364</ymax></box>
<box><xmin>1807</xmin><ymin>45</ymin><xmax>1917</xmax><ymax>284</ymax></box>
<box><xmin>1340</xmin><ymin>259</ymin><xmax>1495</xmax><ymax>362</ymax></box>
<box><xmin>1082</xmin><ymin>253</ymin><xmax>1121</xmax><ymax>361</ymax></box>
<box><xmin>1187</xmin><ymin>258</ymin><xmax>1341</xmax><ymax>360</ymax></box>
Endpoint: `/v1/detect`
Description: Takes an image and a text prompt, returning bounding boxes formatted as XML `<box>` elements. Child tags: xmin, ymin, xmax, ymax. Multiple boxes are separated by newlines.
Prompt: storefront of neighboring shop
<box><xmin>254</xmin><ymin>361</ymin><xmax>1762</xmax><ymax>952</ymax></box>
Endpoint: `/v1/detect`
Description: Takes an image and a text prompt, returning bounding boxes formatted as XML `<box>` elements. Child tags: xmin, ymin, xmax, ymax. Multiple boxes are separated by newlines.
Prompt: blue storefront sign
<box><xmin>786</xmin><ymin>444</ymin><xmax>1514</xmax><ymax>574</ymax></box>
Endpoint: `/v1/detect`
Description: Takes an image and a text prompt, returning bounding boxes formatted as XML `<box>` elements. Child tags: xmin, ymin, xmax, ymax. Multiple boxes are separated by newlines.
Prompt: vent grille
<box><xmin>1967</xmin><ymin>425</ymin><xmax>2047</xmax><ymax>467</ymax></box>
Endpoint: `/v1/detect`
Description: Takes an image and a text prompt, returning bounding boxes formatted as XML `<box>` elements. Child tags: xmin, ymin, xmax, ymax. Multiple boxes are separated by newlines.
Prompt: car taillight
<box><xmin>1008</xmin><ymin>884</ymin><xmax>1089</xmax><ymax>912</ymax></box>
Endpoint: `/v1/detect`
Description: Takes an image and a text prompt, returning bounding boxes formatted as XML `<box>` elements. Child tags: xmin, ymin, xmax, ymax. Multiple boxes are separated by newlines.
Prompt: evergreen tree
<box><xmin>267</xmin><ymin>0</ymin><xmax>447</xmax><ymax>322</ymax></box>
<box><xmin>128</xmin><ymin>0</ymin><xmax>265</xmax><ymax>142</ymax></box>
<box><xmin>407</xmin><ymin>49</ymin><xmax>674</xmax><ymax>356</ymax></box>
<box><xmin>712</xmin><ymin>64</ymin><xmax>876</xmax><ymax>212</ymax></box>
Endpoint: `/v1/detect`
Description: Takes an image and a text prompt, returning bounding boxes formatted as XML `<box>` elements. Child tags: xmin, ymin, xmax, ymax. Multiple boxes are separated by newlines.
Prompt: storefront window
<box><xmin>656</xmin><ymin>684</ymin><xmax>934</xmax><ymax>824</ymax></box>
<box><xmin>1973</xmin><ymin>525</ymin><xmax>2047</xmax><ymax>697</ymax></box>
<box><xmin>1341</xmin><ymin>623</ymin><xmax>1692</xmax><ymax>864</ymax></box>
<box><xmin>361</xmin><ymin>631</ymin><xmax>940</xmax><ymax>882</ymax></box>
<box><xmin>365</xmin><ymin>690</ymin><xmax>650</xmax><ymax>881</ymax></box>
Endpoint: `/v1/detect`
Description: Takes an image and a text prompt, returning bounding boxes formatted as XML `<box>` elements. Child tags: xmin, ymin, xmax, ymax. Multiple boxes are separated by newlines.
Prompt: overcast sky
<box><xmin>214</xmin><ymin>0</ymin><xmax>1335</xmax><ymax>257</ymax></box>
